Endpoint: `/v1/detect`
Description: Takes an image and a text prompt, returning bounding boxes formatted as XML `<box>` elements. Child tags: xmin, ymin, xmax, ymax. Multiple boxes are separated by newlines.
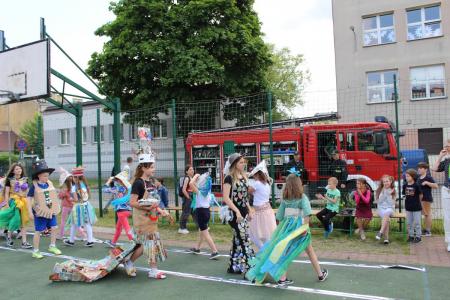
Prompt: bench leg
<box><xmin>349</xmin><ymin>216</ymin><xmax>354</xmax><ymax>237</ymax></box>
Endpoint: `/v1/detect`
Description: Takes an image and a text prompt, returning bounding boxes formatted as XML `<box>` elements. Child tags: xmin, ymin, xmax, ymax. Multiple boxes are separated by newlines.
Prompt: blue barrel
<box><xmin>401</xmin><ymin>149</ymin><xmax>429</xmax><ymax>174</ymax></box>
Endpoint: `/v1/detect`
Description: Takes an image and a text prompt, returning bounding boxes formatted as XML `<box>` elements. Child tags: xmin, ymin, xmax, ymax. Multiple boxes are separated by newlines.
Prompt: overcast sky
<box><xmin>0</xmin><ymin>0</ymin><xmax>336</xmax><ymax>117</ymax></box>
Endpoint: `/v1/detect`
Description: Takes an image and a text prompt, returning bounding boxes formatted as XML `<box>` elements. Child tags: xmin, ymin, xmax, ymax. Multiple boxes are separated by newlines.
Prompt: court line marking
<box><xmin>13</xmin><ymin>232</ymin><xmax>425</xmax><ymax>272</ymax></box>
<box><xmin>0</xmin><ymin>245</ymin><xmax>400</xmax><ymax>300</ymax></box>
<box><xmin>421</xmin><ymin>266</ymin><xmax>431</xmax><ymax>300</ymax></box>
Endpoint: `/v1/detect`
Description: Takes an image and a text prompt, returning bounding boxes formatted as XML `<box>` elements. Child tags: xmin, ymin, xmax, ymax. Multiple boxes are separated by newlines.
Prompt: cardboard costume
<box><xmin>32</xmin><ymin>180</ymin><xmax>60</xmax><ymax>219</ymax></box>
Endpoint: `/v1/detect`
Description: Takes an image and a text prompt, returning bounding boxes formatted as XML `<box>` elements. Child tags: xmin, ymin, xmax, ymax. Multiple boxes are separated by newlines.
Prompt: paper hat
<box><xmin>114</xmin><ymin>170</ymin><xmax>131</xmax><ymax>188</ymax></box>
<box><xmin>249</xmin><ymin>160</ymin><xmax>273</xmax><ymax>185</ymax></box>
<box><xmin>58</xmin><ymin>167</ymin><xmax>72</xmax><ymax>187</ymax></box>
<box><xmin>71</xmin><ymin>166</ymin><xmax>85</xmax><ymax>177</ymax></box>
<box><xmin>32</xmin><ymin>160</ymin><xmax>55</xmax><ymax>180</ymax></box>
<box><xmin>138</xmin><ymin>153</ymin><xmax>155</xmax><ymax>164</ymax></box>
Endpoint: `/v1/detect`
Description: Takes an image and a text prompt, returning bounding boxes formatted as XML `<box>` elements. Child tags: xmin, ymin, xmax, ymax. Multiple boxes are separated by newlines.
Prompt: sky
<box><xmin>0</xmin><ymin>0</ymin><xmax>337</xmax><ymax>117</ymax></box>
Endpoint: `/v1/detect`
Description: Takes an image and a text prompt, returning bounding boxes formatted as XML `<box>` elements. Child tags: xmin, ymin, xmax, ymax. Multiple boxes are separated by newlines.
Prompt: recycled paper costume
<box><xmin>248</xmin><ymin>160</ymin><xmax>277</xmax><ymax>249</ymax></box>
<box><xmin>50</xmin><ymin>241</ymin><xmax>139</xmax><ymax>282</ymax></box>
<box><xmin>103</xmin><ymin>170</ymin><xmax>133</xmax><ymax>246</ymax></box>
<box><xmin>0</xmin><ymin>175</ymin><xmax>29</xmax><ymax>232</ymax></box>
<box><xmin>246</xmin><ymin>193</ymin><xmax>312</xmax><ymax>283</ymax></box>
<box><xmin>65</xmin><ymin>166</ymin><xmax>97</xmax><ymax>245</ymax></box>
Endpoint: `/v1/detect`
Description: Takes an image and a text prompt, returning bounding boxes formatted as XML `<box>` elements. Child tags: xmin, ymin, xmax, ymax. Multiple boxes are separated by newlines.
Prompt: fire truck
<box><xmin>185</xmin><ymin>114</ymin><xmax>399</xmax><ymax>199</ymax></box>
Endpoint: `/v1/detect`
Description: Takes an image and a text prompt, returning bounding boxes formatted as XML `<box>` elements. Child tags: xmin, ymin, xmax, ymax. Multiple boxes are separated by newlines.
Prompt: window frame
<box><xmin>59</xmin><ymin>128</ymin><xmax>70</xmax><ymax>146</ymax></box>
<box><xmin>109</xmin><ymin>124</ymin><xmax>124</xmax><ymax>142</ymax></box>
<box><xmin>366</xmin><ymin>69</ymin><xmax>398</xmax><ymax>104</ymax></box>
<box><xmin>410</xmin><ymin>64</ymin><xmax>446</xmax><ymax>100</ymax></box>
<box><xmin>407</xmin><ymin>5</ymin><xmax>442</xmax><ymax>41</ymax></box>
<box><xmin>81</xmin><ymin>127</ymin><xmax>87</xmax><ymax>144</ymax></box>
<box><xmin>92</xmin><ymin>125</ymin><xmax>105</xmax><ymax>143</ymax></box>
<box><xmin>362</xmin><ymin>13</ymin><xmax>396</xmax><ymax>47</ymax></box>
<box><xmin>151</xmin><ymin>120</ymin><xmax>168</xmax><ymax>139</ymax></box>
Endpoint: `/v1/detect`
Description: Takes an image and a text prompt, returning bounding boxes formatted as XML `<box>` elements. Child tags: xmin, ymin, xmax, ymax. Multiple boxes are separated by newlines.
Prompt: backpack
<box><xmin>178</xmin><ymin>176</ymin><xmax>190</xmax><ymax>198</ymax></box>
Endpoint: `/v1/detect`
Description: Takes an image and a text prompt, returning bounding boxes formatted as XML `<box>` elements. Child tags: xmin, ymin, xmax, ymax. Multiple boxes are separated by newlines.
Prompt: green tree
<box><xmin>87</xmin><ymin>0</ymin><xmax>271</xmax><ymax>135</ymax></box>
<box><xmin>18</xmin><ymin>113</ymin><xmax>43</xmax><ymax>158</ymax></box>
<box><xmin>265</xmin><ymin>44</ymin><xmax>310</xmax><ymax>120</ymax></box>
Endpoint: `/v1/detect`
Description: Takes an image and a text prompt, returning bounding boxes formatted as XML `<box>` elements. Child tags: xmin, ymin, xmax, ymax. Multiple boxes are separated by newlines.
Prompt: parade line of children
<box><xmin>0</xmin><ymin>153</ymin><xmax>444</xmax><ymax>285</ymax></box>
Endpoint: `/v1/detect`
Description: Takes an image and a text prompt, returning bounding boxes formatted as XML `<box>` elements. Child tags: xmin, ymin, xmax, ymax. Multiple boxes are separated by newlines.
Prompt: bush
<box><xmin>0</xmin><ymin>153</ymin><xmax>19</xmax><ymax>176</ymax></box>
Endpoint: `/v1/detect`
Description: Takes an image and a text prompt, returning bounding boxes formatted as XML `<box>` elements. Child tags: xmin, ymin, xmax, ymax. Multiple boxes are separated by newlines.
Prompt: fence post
<box><xmin>75</xmin><ymin>103</ymin><xmax>83</xmax><ymax>166</ymax></box>
<box><xmin>113</xmin><ymin>97</ymin><xmax>121</xmax><ymax>175</ymax></box>
<box><xmin>393</xmin><ymin>74</ymin><xmax>404</xmax><ymax>232</ymax></box>
<box><xmin>96</xmin><ymin>109</ymin><xmax>103</xmax><ymax>218</ymax></box>
<box><xmin>267</xmin><ymin>91</ymin><xmax>275</xmax><ymax>206</ymax></box>
<box><xmin>171</xmin><ymin>99</ymin><xmax>180</xmax><ymax>220</ymax></box>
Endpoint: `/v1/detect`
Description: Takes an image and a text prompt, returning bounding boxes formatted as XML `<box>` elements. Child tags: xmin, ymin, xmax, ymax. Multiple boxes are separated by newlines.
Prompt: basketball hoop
<box><xmin>0</xmin><ymin>89</ymin><xmax>21</xmax><ymax>102</ymax></box>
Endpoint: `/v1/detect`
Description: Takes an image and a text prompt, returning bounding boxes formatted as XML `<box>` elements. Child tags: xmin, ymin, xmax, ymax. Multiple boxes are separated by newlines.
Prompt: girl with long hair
<box><xmin>375</xmin><ymin>175</ymin><xmax>396</xmax><ymax>244</ymax></box>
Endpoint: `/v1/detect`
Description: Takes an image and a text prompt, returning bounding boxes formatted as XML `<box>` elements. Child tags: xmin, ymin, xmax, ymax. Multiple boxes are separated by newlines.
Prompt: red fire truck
<box><xmin>185</xmin><ymin>115</ymin><xmax>399</xmax><ymax>198</ymax></box>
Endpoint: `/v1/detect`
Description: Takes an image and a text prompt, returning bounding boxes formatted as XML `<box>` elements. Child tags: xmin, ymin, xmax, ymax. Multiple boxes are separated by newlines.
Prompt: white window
<box><xmin>410</xmin><ymin>65</ymin><xmax>445</xmax><ymax>100</ymax></box>
<box><xmin>59</xmin><ymin>129</ymin><xmax>70</xmax><ymax>145</ymax></box>
<box><xmin>367</xmin><ymin>70</ymin><xmax>398</xmax><ymax>103</ymax></box>
<box><xmin>363</xmin><ymin>13</ymin><xmax>395</xmax><ymax>46</ymax></box>
<box><xmin>407</xmin><ymin>5</ymin><xmax>442</xmax><ymax>40</ymax></box>
<box><xmin>109</xmin><ymin>124</ymin><xmax>124</xmax><ymax>142</ymax></box>
<box><xmin>81</xmin><ymin>127</ymin><xmax>87</xmax><ymax>144</ymax></box>
<box><xmin>151</xmin><ymin>120</ymin><xmax>168</xmax><ymax>139</ymax></box>
<box><xmin>92</xmin><ymin>126</ymin><xmax>104</xmax><ymax>143</ymax></box>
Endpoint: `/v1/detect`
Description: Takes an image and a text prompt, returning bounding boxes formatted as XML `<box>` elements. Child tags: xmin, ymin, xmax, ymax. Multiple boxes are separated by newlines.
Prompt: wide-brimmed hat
<box><xmin>58</xmin><ymin>167</ymin><xmax>72</xmax><ymax>187</ymax></box>
<box><xmin>249</xmin><ymin>160</ymin><xmax>273</xmax><ymax>185</ymax></box>
<box><xmin>114</xmin><ymin>170</ymin><xmax>131</xmax><ymax>189</ymax></box>
<box><xmin>71</xmin><ymin>166</ymin><xmax>85</xmax><ymax>177</ymax></box>
<box><xmin>32</xmin><ymin>160</ymin><xmax>55</xmax><ymax>180</ymax></box>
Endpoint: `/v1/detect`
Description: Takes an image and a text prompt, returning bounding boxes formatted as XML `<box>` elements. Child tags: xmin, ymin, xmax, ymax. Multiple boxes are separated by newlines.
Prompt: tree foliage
<box><xmin>87</xmin><ymin>0</ymin><xmax>272</xmax><ymax>135</ymax></box>
<box><xmin>18</xmin><ymin>113</ymin><xmax>43</xmax><ymax>158</ymax></box>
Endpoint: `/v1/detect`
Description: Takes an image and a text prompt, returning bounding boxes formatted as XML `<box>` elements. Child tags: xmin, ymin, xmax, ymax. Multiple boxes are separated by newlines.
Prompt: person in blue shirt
<box><xmin>155</xmin><ymin>178</ymin><xmax>169</xmax><ymax>209</ymax></box>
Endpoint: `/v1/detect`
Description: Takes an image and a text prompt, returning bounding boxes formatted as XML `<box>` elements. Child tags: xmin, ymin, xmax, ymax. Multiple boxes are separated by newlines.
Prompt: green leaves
<box><xmin>18</xmin><ymin>113</ymin><xmax>43</xmax><ymax>158</ymax></box>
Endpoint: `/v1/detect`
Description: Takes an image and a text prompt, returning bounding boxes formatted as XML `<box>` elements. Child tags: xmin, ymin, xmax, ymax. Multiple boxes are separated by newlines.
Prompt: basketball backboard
<box><xmin>0</xmin><ymin>39</ymin><xmax>50</xmax><ymax>104</ymax></box>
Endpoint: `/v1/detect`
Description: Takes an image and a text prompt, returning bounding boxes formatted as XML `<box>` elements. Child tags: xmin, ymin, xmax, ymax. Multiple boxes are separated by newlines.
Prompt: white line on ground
<box><xmin>0</xmin><ymin>245</ymin><xmax>399</xmax><ymax>300</ymax></box>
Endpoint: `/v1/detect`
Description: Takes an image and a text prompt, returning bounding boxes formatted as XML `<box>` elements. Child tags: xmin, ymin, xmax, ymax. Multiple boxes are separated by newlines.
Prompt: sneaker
<box><xmin>383</xmin><ymin>239</ymin><xmax>390</xmax><ymax>245</ymax></box>
<box><xmin>318</xmin><ymin>269</ymin><xmax>328</xmax><ymax>282</ymax></box>
<box><xmin>277</xmin><ymin>278</ymin><xmax>294</xmax><ymax>286</ymax></box>
<box><xmin>189</xmin><ymin>248</ymin><xmax>200</xmax><ymax>254</ymax></box>
<box><xmin>375</xmin><ymin>232</ymin><xmax>383</xmax><ymax>241</ymax></box>
<box><xmin>124</xmin><ymin>260</ymin><xmax>137</xmax><ymax>277</ymax></box>
<box><xmin>422</xmin><ymin>230</ymin><xmax>432</xmax><ymax>237</ymax></box>
<box><xmin>105</xmin><ymin>240</ymin><xmax>116</xmax><ymax>248</ymax></box>
<box><xmin>48</xmin><ymin>246</ymin><xmax>62</xmax><ymax>255</ymax></box>
<box><xmin>21</xmin><ymin>242</ymin><xmax>32</xmax><ymax>249</ymax></box>
<box><xmin>148</xmin><ymin>270</ymin><xmax>166</xmax><ymax>279</ymax></box>
<box><xmin>85</xmin><ymin>242</ymin><xmax>94</xmax><ymax>247</ymax></box>
<box><xmin>407</xmin><ymin>236</ymin><xmax>414</xmax><ymax>243</ymax></box>
<box><xmin>329</xmin><ymin>222</ymin><xmax>334</xmax><ymax>234</ymax></box>
<box><xmin>6</xmin><ymin>237</ymin><xmax>13</xmax><ymax>247</ymax></box>
<box><xmin>413</xmin><ymin>236</ymin><xmax>422</xmax><ymax>243</ymax></box>
<box><xmin>32</xmin><ymin>251</ymin><xmax>44</xmax><ymax>259</ymax></box>
<box><xmin>209</xmin><ymin>252</ymin><xmax>220</xmax><ymax>260</ymax></box>
<box><xmin>354</xmin><ymin>228</ymin><xmax>360</xmax><ymax>235</ymax></box>
<box><xmin>63</xmin><ymin>239</ymin><xmax>75</xmax><ymax>246</ymax></box>
<box><xmin>360</xmin><ymin>231</ymin><xmax>366</xmax><ymax>241</ymax></box>
<box><xmin>178</xmin><ymin>228</ymin><xmax>189</xmax><ymax>234</ymax></box>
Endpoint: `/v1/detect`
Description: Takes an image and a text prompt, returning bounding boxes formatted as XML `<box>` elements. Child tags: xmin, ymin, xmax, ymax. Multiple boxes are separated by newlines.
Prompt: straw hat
<box><xmin>114</xmin><ymin>170</ymin><xmax>131</xmax><ymax>189</ymax></box>
<box><xmin>71</xmin><ymin>166</ymin><xmax>85</xmax><ymax>177</ymax></box>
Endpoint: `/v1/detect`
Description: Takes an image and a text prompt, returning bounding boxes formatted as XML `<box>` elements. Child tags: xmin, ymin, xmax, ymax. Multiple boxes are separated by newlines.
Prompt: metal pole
<box><xmin>393</xmin><ymin>75</ymin><xmax>402</xmax><ymax>219</ymax></box>
<box><xmin>75</xmin><ymin>103</ymin><xmax>83</xmax><ymax>166</ymax></box>
<box><xmin>268</xmin><ymin>92</ymin><xmax>275</xmax><ymax>206</ymax></box>
<box><xmin>37</xmin><ymin>114</ymin><xmax>43</xmax><ymax>158</ymax></box>
<box><xmin>40</xmin><ymin>17</ymin><xmax>46</xmax><ymax>40</ymax></box>
<box><xmin>97</xmin><ymin>109</ymin><xmax>103</xmax><ymax>218</ymax></box>
<box><xmin>171</xmin><ymin>99</ymin><xmax>179</xmax><ymax>220</ymax></box>
<box><xmin>113</xmin><ymin>98</ymin><xmax>121</xmax><ymax>176</ymax></box>
<box><xmin>0</xmin><ymin>30</ymin><xmax>5</xmax><ymax>51</ymax></box>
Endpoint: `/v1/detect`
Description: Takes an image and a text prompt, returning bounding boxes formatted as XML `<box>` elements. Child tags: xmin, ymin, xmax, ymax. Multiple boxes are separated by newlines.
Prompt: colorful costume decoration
<box><xmin>0</xmin><ymin>177</ymin><xmax>29</xmax><ymax>231</ymax></box>
<box><xmin>246</xmin><ymin>196</ymin><xmax>312</xmax><ymax>283</ymax></box>
<box><xmin>50</xmin><ymin>242</ymin><xmax>139</xmax><ymax>282</ymax></box>
<box><xmin>32</xmin><ymin>180</ymin><xmax>60</xmax><ymax>219</ymax></box>
<box><xmin>66</xmin><ymin>181</ymin><xmax>97</xmax><ymax>228</ymax></box>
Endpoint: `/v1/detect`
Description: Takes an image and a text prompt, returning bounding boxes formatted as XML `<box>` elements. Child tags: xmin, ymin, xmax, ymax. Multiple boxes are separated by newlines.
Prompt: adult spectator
<box><xmin>328</xmin><ymin>150</ymin><xmax>348</xmax><ymax>189</ymax></box>
<box><xmin>432</xmin><ymin>139</ymin><xmax>450</xmax><ymax>252</ymax></box>
<box><xmin>178</xmin><ymin>165</ymin><xmax>195</xmax><ymax>234</ymax></box>
<box><xmin>286</xmin><ymin>151</ymin><xmax>307</xmax><ymax>183</ymax></box>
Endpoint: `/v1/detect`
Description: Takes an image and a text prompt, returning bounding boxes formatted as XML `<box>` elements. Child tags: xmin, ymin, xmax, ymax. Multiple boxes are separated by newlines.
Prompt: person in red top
<box><xmin>353</xmin><ymin>178</ymin><xmax>372</xmax><ymax>240</ymax></box>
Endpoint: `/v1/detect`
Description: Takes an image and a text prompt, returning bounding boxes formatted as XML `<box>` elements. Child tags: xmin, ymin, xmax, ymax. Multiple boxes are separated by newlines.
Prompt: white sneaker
<box><xmin>178</xmin><ymin>228</ymin><xmax>189</xmax><ymax>234</ymax></box>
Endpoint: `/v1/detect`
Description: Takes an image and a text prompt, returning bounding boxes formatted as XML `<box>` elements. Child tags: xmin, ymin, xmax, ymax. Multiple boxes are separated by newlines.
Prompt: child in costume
<box><xmin>315</xmin><ymin>177</ymin><xmax>341</xmax><ymax>238</ymax></box>
<box><xmin>27</xmin><ymin>160</ymin><xmax>62</xmax><ymax>259</ymax></box>
<box><xmin>103</xmin><ymin>170</ymin><xmax>133</xmax><ymax>248</ymax></box>
<box><xmin>0</xmin><ymin>163</ymin><xmax>32</xmax><ymax>248</ymax></box>
<box><xmin>246</xmin><ymin>174</ymin><xmax>328</xmax><ymax>285</ymax></box>
<box><xmin>64</xmin><ymin>166</ymin><xmax>97</xmax><ymax>247</ymax></box>
<box><xmin>248</xmin><ymin>160</ymin><xmax>277</xmax><ymax>250</ymax></box>
<box><xmin>188</xmin><ymin>172</ymin><xmax>219</xmax><ymax>259</ymax></box>
<box><xmin>0</xmin><ymin>176</ymin><xmax>5</xmax><ymax>208</ymax></box>
<box><xmin>126</xmin><ymin>128</ymin><xmax>172</xmax><ymax>279</ymax></box>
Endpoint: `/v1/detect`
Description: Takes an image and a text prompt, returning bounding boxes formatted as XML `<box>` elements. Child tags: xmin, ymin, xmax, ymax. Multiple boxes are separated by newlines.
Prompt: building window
<box><xmin>363</xmin><ymin>13</ymin><xmax>395</xmax><ymax>46</ymax></box>
<box><xmin>418</xmin><ymin>128</ymin><xmax>443</xmax><ymax>155</ymax></box>
<box><xmin>92</xmin><ymin>126</ymin><xmax>104</xmax><ymax>143</ymax></box>
<box><xmin>59</xmin><ymin>129</ymin><xmax>70</xmax><ymax>145</ymax></box>
<box><xmin>130</xmin><ymin>124</ymin><xmax>137</xmax><ymax>140</ymax></box>
<box><xmin>367</xmin><ymin>70</ymin><xmax>398</xmax><ymax>103</ymax></box>
<box><xmin>407</xmin><ymin>5</ymin><xmax>442</xmax><ymax>40</ymax></box>
<box><xmin>151</xmin><ymin>120</ymin><xmax>168</xmax><ymax>139</ymax></box>
<box><xmin>109</xmin><ymin>124</ymin><xmax>124</xmax><ymax>142</ymax></box>
<box><xmin>410</xmin><ymin>65</ymin><xmax>445</xmax><ymax>100</ymax></box>
<box><xmin>81</xmin><ymin>127</ymin><xmax>87</xmax><ymax>144</ymax></box>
